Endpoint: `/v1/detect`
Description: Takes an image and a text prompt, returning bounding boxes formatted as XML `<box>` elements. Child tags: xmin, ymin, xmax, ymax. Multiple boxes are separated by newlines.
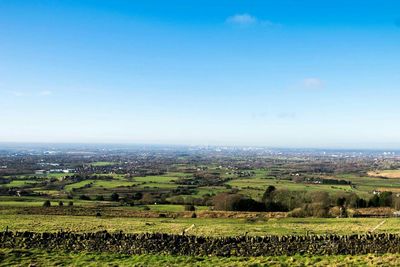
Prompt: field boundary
<box><xmin>1</xmin><ymin>231</ymin><xmax>400</xmax><ymax>256</ymax></box>
<box><xmin>0</xmin><ymin>206</ymin><xmax>287</xmax><ymax>219</ymax></box>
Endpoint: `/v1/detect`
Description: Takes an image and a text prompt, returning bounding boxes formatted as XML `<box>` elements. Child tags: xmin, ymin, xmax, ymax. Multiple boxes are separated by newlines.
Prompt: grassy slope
<box><xmin>1</xmin><ymin>249</ymin><xmax>399</xmax><ymax>267</ymax></box>
<box><xmin>4</xmin><ymin>170</ymin><xmax>400</xmax><ymax>213</ymax></box>
<box><xmin>0</xmin><ymin>215</ymin><xmax>398</xmax><ymax>236</ymax></box>
<box><xmin>368</xmin><ymin>170</ymin><xmax>400</xmax><ymax>179</ymax></box>
<box><xmin>0</xmin><ymin>196</ymin><xmax>102</xmax><ymax>207</ymax></box>
<box><xmin>4</xmin><ymin>169</ymin><xmax>400</xmax><ymax>201</ymax></box>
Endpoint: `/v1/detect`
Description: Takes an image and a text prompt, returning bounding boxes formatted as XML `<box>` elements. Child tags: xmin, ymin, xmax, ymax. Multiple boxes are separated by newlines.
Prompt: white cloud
<box><xmin>226</xmin><ymin>13</ymin><xmax>257</xmax><ymax>26</ymax></box>
<box><xmin>226</xmin><ymin>14</ymin><xmax>279</xmax><ymax>28</ymax></box>
<box><xmin>303</xmin><ymin>78</ymin><xmax>324</xmax><ymax>89</ymax></box>
<box><xmin>10</xmin><ymin>91</ymin><xmax>27</xmax><ymax>97</ymax></box>
<box><xmin>39</xmin><ymin>90</ymin><xmax>52</xmax><ymax>96</ymax></box>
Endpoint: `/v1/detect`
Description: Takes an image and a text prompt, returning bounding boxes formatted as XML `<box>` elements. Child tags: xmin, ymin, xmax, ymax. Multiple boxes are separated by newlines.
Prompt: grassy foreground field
<box><xmin>1</xmin><ymin>249</ymin><xmax>400</xmax><ymax>266</ymax></box>
<box><xmin>0</xmin><ymin>215</ymin><xmax>399</xmax><ymax>236</ymax></box>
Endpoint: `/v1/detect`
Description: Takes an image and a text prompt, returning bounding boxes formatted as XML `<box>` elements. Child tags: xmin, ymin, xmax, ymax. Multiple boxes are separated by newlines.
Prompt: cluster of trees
<box><xmin>78</xmin><ymin>192</ymin><xmax>125</xmax><ymax>202</ymax></box>
<box><xmin>213</xmin><ymin>193</ymin><xmax>266</xmax><ymax>212</ymax></box>
<box><xmin>212</xmin><ymin>186</ymin><xmax>286</xmax><ymax>212</ymax></box>
<box><xmin>294</xmin><ymin>177</ymin><xmax>351</xmax><ymax>185</ymax></box>
<box><xmin>168</xmin><ymin>195</ymin><xmax>211</xmax><ymax>206</ymax></box>
<box><xmin>367</xmin><ymin>192</ymin><xmax>400</xmax><ymax>209</ymax></box>
<box><xmin>42</xmin><ymin>200</ymin><xmax>73</xmax><ymax>207</ymax></box>
<box><xmin>211</xmin><ymin>186</ymin><xmax>400</xmax><ymax>217</ymax></box>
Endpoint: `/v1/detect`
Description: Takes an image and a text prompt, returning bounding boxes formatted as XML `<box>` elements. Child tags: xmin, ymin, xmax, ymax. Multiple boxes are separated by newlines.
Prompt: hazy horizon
<box><xmin>1</xmin><ymin>141</ymin><xmax>400</xmax><ymax>151</ymax></box>
<box><xmin>1</xmin><ymin>1</ymin><xmax>400</xmax><ymax>148</ymax></box>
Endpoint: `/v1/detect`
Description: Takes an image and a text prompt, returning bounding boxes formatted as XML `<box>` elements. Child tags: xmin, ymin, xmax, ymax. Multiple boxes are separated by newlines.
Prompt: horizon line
<box><xmin>1</xmin><ymin>141</ymin><xmax>400</xmax><ymax>151</ymax></box>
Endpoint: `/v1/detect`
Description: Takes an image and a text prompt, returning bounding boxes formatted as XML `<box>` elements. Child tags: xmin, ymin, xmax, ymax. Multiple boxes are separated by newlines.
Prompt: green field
<box><xmin>368</xmin><ymin>170</ymin><xmax>400</xmax><ymax>179</ymax></box>
<box><xmin>4</xmin><ymin>168</ymin><xmax>400</xmax><ymax>202</ymax></box>
<box><xmin>0</xmin><ymin>196</ymin><xmax>98</xmax><ymax>207</ymax></box>
<box><xmin>64</xmin><ymin>179</ymin><xmax>141</xmax><ymax>192</ymax></box>
<box><xmin>1</xmin><ymin>249</ymin><xmax>399</xmax><ymax>267</ymax></box>
<box><xmin>134</xmin><ymin>175</ymin><xmax>180</xmax><ymax>183</ymax></box>
<box><xmin>2</xmin><ymin>165</ymin><xmax>400</xmax><ymax>266</ymax></box>
<box><xmin>226</xmin><ymin>178</ymin><xmax>355</xmax><ymax>200</ymax></box>
<box><xmin>2</xmin><ymin>180</ymin><xmax>38</xmax><ymax>188</ymax></box>
<box><xmin>90</xmin><ymin>162</ymin><xmax>118</xmax><ymax>166</ymax></box>
<box><xmin>4</xmin><ymin>173</ymin><xmax>69</xmax><ymax>179</ymax></box>
<box><xmin>56</xmin><ymin>173</ymin><xmax>186</xmax><ymax>193</ymax></box>
<box><xmin>0</xmin><ymin>215</ymin><xmax>398</xmax><ymax>236</ymax></box>
<box><xmin>195</xmin><ymin>186</ymin><xmax>227</xmax><ymax>196</ymax></box>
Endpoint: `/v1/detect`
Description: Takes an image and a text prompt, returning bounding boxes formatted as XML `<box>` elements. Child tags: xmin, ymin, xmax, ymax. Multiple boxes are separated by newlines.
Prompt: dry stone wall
<box><xmin>1</xmin><ymin>231</ymin><xmax>399</xmax><ymax>256</ymax></box>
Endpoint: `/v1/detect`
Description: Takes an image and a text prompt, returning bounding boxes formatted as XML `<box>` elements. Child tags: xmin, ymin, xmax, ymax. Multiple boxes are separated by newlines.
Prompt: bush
<box><xmin>368</xmin><ymin>195</ymin><xmax>379</xmax><ymax>207</ymax></box>
<box><xmin>366</xmin><ymin>193</ymin><xmax>394</xmax><ymax>208</ymax></box>
<box><xmin>68</xmin><ymin>201</ymin><xmax>73</xmax><ymax>206</ymax></box>
<box><xmin>212</xmin><ymin>193</ymin><xmax>243</xmax><ymax>211</ymax></box>
<box><xmin>42</xmin><ymin>200</ymin><xmax>51</xmax><ymax>207</ymax></box>
<box><xmin>289</xmin><ymin>203</ymin><xmax>331</xmax><ymax>218</ymax></box>
<box><xmin>96</xmin><ymin>195</ymin><xmax>105</xmax><ymax>201</ymax></box>
<box><xmin>262</xmin><ymin>186</ymin><xmax>276</xmax><ymax>202</ymax></box>
<box><xmin>213</xmin><ymin>193</ymin><xmax>265</xmax><ymax>212</ymax></box>
<box><xmin>265</xmin><ymin>201</ymin><xmax>288</xmax><ymax>212</ymax></box>
<box><xmin>309</xmin><ymin>203</ymin><xmax>330</xmax><ymax>217</ymax></box>
<box><xmin>132</xmin><ymin>192</ymin><xmax>143</xmax><ymax>200</ymax></box>
<box><xmin>289</xmin><ymin>207</ymin><xmax>307</xmax><ymax>217</ymax></box>
<box><xmin>267</xmin><ymin>189</ymin><xmax>306</xmax><ymax>211</ymax></box>
<box><xmin>309</xmin><ymin>191</ymin><xmax>330</xmax><ymax>207</ymax></box>
<box><xmin>234</xmin><ymin>198</ymin><xmax>266</xmax><ymax>212</ymax></box>
<box><xmin>184</xmin><ymin>204</ymin><xmax>196</xmax><ymax>211</ymax></box>
<box><xmin>329</xmin><ymin>206</ymin><xmax>341</xmax><ymax>217</ymax></box>
<box><xmin>355</xmin><ymin>198</ymin><xmax>367</xmax><ymax>208</ymax></box>
<box><xmin>79</xmin><ymin>195</ymin><xmax>90</xmax><ymax>200</ymax></box>
<box><xmin>336</xmin><ymin>197</ymin><xmax>346</xmax><ymax>207</ymax></box>
<box><xmin>111</xmin><ymin>192</ymin><xmax>119</xmax><ymax>202</ymax></box>
<box><xmin>393</xmin><ymin>197</ymin><xmax>400</xmax><ymax>210</ymax></box>
<box><xmin>379</xmin><ymin>192</ymin><xmax>393</xmax><ymax>207</ymax></box>
<box><xmin>58</xmin><ymin>201</ymin><xmax>64</xmax><ymax>206</ymax></box>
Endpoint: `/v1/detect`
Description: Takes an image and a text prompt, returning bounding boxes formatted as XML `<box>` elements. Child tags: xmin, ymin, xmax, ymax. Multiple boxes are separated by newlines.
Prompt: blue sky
<box><xmin>1</xmin><ymin>0</ymin><xmax>400</xmax><ymax>148</ymax></box>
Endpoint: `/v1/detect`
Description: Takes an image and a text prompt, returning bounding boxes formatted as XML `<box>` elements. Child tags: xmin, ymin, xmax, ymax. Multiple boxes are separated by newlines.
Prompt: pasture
<box><xmin>0</xmin><ymin>215</ymin><xmax>398</xmax><ymax>236</ymax></box>
<box><xmin>4</xmin><ymin>167</ymin><xmax>400</xmax><ymax>202</ymax></box>
<box><xmin>2</xmin><ymin>249</ymin><xmax>399</xmax><ymax>266</ymax></box>
<box><xmin>368</xmin><ymin>170</ymin><xmax>400</xmax><ymax>179</ymax></box>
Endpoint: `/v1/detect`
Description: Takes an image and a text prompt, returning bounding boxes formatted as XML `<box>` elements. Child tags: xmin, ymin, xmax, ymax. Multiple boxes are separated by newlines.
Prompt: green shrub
<box><xmin>79</xmin><ymin>195</ymin><xmax>90</xmax><ymax>200</ymax></box>
<box><xmin>42</xmin><ymin>200</ymin><xmax>51</xmax><ymax>207</ymax></box>
<box><xmin>95</xmin><ymin>195</ymin><xmax>105</xmax><ymax>201</ymax></box>
<box><xmin>111</xmin><ymin>193</ymin><xmax>119</xmax><ymax>202</ymax></box>
<box><xmin>184</xmin><ymin>204</ymin><xmax>196</xmax><ymax>211</ymax></box>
